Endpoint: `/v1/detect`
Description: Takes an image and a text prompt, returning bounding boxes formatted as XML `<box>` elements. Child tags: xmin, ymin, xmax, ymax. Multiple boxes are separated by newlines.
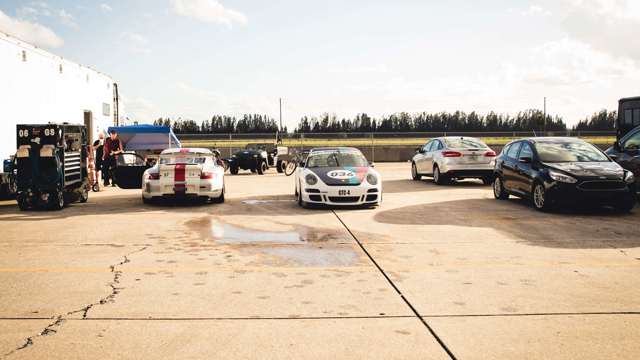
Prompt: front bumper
<box><xmin>301</xmin><ymin>185</ymin><xmax>381</xmax><ymax>206</ymax></box>
<box><xmin>546</xmin><ymin>181</ymin><xmax>636</xmax><ymax>206</ymax></box>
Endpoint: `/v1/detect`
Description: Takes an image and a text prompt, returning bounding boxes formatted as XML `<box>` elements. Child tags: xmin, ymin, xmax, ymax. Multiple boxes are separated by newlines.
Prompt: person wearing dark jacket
<box><xmin>102</xmin><ymin>130</ymin><xmax>123</xmax><ymax>186</ymax></box>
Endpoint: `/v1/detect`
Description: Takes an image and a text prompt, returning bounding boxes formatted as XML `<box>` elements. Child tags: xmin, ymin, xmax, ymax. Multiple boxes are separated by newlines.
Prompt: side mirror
<box><xmin>519</xmin><ymin>157</ymin><xmax>532</xmax><ymax>164</ymax></box>
<box><xmin>299</xmin><ymin>161</ymin><xmax>305</xmax><ymax>168</ymax></box>
<box><xmin>613</xmin><ymin>141</ymin><xmax>621</xmax><ymax>152</ymax></box>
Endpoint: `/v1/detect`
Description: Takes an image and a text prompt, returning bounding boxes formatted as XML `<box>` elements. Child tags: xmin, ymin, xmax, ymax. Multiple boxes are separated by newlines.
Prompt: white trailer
<box><xmin>0</xmin><ymin>31</ymin><xmax>124</xmax><ymax>163</ymax></box>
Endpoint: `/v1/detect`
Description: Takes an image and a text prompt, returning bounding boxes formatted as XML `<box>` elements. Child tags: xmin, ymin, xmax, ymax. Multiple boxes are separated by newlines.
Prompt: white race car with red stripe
<box><xmin>142</xmin><ymin>148</ymin><xmax>225</xmax><ymax>203</ymax></box>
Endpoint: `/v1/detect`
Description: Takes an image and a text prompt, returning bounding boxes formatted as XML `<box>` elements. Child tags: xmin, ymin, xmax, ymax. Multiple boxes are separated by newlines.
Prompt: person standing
<box><xmin>102</xmin><ymin>130</ymin><xmax>123</xmax><ymax>186</ymax></box>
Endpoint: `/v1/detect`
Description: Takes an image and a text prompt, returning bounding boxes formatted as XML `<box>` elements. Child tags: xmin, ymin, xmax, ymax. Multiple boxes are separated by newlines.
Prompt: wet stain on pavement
<box><xmin>184</xmin><ymin>217</ymin><xmax>363</xmax><ymax>267</ymax></box>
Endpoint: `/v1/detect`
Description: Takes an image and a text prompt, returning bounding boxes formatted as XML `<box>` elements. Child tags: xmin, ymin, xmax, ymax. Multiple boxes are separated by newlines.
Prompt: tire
<box><xmin>297</xmin><ymin>186</ymin><xmax>308</xmax><ymax>208</ymax></box>
<box><xmin>79</xmin><ymin>185</ymin><xmax>89</xmax><ymax>203</ymax></box>
<box><xmin>17</xmin><ymin>194</ymin><xmax>29</xmax><ymax>211</ymax></box>
<box><xmin>142</xmin><ymin>195</ymin><xmax>151</xmax><ymax>205</ymax></box>
<box><xmin>276</xmin><ymin>160</ymin><xmax>286</xmax><ymax>173</ymax></box>
<box><xmin>285</xmin><ymin>162</ymin><xmax>298</xmax><ymax>176</ymax></box>
<box><xmin>433</xmin><ymin>165</ymin><xmax>448</xmax><ymax>185</ymax></box>
<box><xmin>50</xmin><ymin>190</ymin><xmax>65</xmax><ymax>211</ymax></box>
<box><xmin>532</xmin><ymin>182</ymin><xmax>552</xmax><ymax>212</ymax></box>
<box><xmin>212</xmin><ymin>186</ymin><xmax>225</xmax><ymax>204</ymax></box>
<box><xmin>614</xmin><ymin>197</ymin><xmax>635</xmax><ymax>213</ymax></box>
<box><xmin>230</xmin><ymin>166</ymin><xmax>239</xmax><ymax>175</ymax></box>
<box><xmin>411</xmin><ymin>162</ymin><xmax>422</xmax><ymax>181</ymax></box>
<box><xmin>257</xmin><ymin>161</ymin><xmax>267</xmax><ymax>175</ymax></box>
<box><xmin>92</xmin><ymin>183</ymin><xmax>100</xmax><ymax>192</ymax></box>
<box><xmin>493</xmin><ymin>176</ymin><xmax>509</xmax><ymax>200</ymax></box>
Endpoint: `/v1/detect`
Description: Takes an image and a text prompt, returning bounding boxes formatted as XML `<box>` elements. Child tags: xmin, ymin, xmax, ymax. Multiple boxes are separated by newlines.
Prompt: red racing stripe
<box><xmin>175</xmin><ymin>164</ymin><xmax>186</xmax><ymax>182</ymax></box>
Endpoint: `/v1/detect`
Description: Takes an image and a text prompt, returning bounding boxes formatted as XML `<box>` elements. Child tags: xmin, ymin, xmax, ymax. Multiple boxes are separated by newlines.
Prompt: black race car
<box><xmin>226</xmin><ymin>147</ymin><xmax>270</xmax><ymax>175</ymax></box>
<box><xmin>493</xmin><ymin>137</ymin><xmax>636</xmax><ymax>212</ymax></box>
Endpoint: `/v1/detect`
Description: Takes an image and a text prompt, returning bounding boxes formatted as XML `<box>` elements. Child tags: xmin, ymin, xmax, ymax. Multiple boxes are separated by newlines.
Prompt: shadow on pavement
<box><xmin>383</xmin><ymin>178</ymin><xmax>487</xmax><ymax>194</ymax></box>
<box><xmin>373</xmin><ymin>198</ymin><xmax>640</xmax><ymax>249</ymax></box>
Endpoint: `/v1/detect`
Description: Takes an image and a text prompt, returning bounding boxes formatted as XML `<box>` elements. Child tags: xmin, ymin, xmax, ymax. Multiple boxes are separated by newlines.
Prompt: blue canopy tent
<box><xmin>107</xmin><ymin>125</ymin><xmax>181</xmax><ymax>151</ymax></box>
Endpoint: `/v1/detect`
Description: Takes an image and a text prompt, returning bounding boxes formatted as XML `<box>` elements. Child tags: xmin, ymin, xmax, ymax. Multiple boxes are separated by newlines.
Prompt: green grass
<box><xmin>182</xmin><ymin>136</ymin><xmax>616</xmax><ymax>148</ymax></box>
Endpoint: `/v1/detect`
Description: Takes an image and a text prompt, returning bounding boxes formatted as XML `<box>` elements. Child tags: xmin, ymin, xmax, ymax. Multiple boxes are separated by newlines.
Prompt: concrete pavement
<box><xmin>0</xmin><ymin>162</ymin><xmax>638</xmax><ymax>359</ymax></box>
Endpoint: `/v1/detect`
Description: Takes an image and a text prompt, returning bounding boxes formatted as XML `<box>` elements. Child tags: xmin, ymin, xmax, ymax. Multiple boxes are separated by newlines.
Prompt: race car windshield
<box><xmin>444</xmin><ymin>138</ymin><xmax>487</xmax><ymax>149</ymax></box>
<box><xmin>306</xmin><ymin>152</ymin><xmax>368</xmax><ymax>168</ymax></box>
<box><xmin>535</xmin><ymin>141</ymin><xmax>609</xmax><ymax>163</ymax></box>
<box><xmin>159</xmin><ymin>156</ymin><xmax>208</xmax><ymax>165</ymax></box>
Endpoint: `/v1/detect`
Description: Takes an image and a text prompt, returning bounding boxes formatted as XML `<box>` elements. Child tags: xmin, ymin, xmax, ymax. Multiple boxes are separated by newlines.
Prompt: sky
<box><xmin>1</xmin><ymin>0</ymin><xmax>639</xmax><ymax>128</ymax></box>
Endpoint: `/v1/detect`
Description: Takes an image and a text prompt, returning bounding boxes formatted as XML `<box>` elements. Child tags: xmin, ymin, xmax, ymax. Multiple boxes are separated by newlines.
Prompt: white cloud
<box><xmin>171</xmin><ymin>0</ymin><xmax>247</xmax><ymax>27</ymax></box>
<box><xmin>521</xmin><ymin>5</ymin><xmax>552</xmax><ymax>16</ymax></box>
<box><xmin>124</xmin><ymin>97</ymin><xmax>159</xmax><ymax>123</ymax></box>
<box><xmin>0</xmin><ymin>9</ymin><xmax>64</xmax><ymax>48</ymax></box>
<box><xmin>56</xmin><ymin>9</ymin><xmax>77</xmax><ymax>28</ymax></box>
<box><xmin>100</xmin><ymin>4</ymin><xmax>113</xmax><ymax>13</ymax></box>
<box><xmin>17</xmin><ymin>2</ymin><xmax>77</xmax><ymax>28</ymax></box>
<box><xmin>553</xmin><ymin>0</ymin><xmax>640</xmax><ymax>61</ymax></box>
<box><xmin>121</xmin><ymin>32</ymin><xmax>152</xmax><ymax>54</ymax></box>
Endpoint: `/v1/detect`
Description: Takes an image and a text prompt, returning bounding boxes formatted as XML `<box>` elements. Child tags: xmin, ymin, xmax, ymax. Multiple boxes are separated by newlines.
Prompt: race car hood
<box><xmin>307</xmin><ymin>167</ymin><xmax>369</xmax><ymax>185</ymax></box>
<box><xmin>546</xmin><ymin>161</ymin><xmax>624</xmax><ymax>180</ymax></box>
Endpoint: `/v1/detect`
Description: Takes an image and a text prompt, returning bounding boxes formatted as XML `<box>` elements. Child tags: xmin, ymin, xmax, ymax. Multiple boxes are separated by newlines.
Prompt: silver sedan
<box><xmin>411</xmin><ymin>137</ymin><xmax>496</xmax><ymax>185</ymax></box>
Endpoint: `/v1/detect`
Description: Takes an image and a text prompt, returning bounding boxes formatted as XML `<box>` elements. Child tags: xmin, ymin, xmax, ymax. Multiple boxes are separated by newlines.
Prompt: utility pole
<box><xmin>279</xmin><ymin>98</ymin><xmax>283</xmax><ymax>131</ymax></box>
<box><xmin>543</xmin><ymin>97</ymin><xmax>547</xmax><ymax>134</ymax></box>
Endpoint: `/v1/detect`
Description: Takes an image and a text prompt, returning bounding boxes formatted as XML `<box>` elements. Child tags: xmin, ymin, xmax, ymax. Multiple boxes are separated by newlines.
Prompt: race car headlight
<box><xmin>624</xmin><ymin>171</ymin><xmax>635</xmax><ymax>184</ymax></box>
<box><xmin>549</xmin><ymin>170</ymin><xmax>577</xmax><ymax>184</ymax></box>
<box><xmin>305</xmin><ymin>174</ymin><xmax>318</xmax><ymax>185</ymax></box>
<box><xmin>366</xmin><ymin>173</ymin><xmax>378</xmax><ymax>185</ymax></box>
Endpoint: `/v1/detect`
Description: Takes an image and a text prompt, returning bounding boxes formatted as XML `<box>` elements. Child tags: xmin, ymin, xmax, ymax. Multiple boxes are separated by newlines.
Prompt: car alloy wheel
<box><xmin>533</xmin><ymin>183</ymin><xmax>548</xmax><ymax>211</ymax></box>
<box><xmin>433</xmin><ymin>165</ymin><xmax>446</xmax><ymax>185</ymax></box>
<box><xmin>411</xmin><ymin>162</ymin><xmax>421</xmax><ymax>181</ymax></box>
<box><xmin>493</xmin><ymin>177</ymin><xmax>508</xmax><ymax>200</ymax></box>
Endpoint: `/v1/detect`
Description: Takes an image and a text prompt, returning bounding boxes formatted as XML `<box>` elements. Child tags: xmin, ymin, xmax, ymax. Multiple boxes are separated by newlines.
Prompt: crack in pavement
<box><xmin>4</xmin><ymin>246</ymin><xmax>148</xmax><ymax>357</ymax></box>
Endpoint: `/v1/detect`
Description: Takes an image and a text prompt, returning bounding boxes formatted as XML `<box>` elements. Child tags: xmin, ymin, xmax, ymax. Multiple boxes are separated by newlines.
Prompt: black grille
<box><xmin>328</xmin><ymin>196</ymin><xmax>360</xmax><ymax>203</ymax></box>
<box><xmin>366</xmin><ymin>194</ymin><xmax>378</xmax><ymax>202</ymax></box>
<box><xmin>367</xmin><ymin>189</ymin><xmax>378</xmax><ymax>193</ymax></box>
<box><xmin>578</xmin><ymin>181</ymin><xmax>627</xmax><ymax>191</ymax></box>
<box><xmin>309</xmin><ymin>195</ymin><xmax>322</xmax><ymax>202</ymax></box>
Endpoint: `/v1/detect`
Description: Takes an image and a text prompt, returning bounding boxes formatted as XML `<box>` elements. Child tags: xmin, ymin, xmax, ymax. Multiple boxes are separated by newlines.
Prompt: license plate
<box><xmin>338</xmin><ymin>190</ymin><xmax>351</xmax><ymax>196</ymax></box>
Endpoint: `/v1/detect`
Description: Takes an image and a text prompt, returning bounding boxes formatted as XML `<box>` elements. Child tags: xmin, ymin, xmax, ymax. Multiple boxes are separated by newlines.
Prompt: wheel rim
<box><xmin>534</xmin><ymin>185</ymin><xmax>545</xmax><ymax>208</ymax></box>
<box><xmin>434</xmin><ymin>167</ymin><xmax>439</xmax><ymax>182</ymax></box>
<box><xmin>494</xmin><ymin>178</ymin><xmax>502</xmax><ymax>197</ymax></box>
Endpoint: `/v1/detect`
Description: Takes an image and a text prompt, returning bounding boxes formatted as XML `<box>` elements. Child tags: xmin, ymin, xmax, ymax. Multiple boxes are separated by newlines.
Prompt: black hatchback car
<box><xmin>493</xmin><ymin>137</ymin><xmax>636</xmax><ymax>212</ymax></box>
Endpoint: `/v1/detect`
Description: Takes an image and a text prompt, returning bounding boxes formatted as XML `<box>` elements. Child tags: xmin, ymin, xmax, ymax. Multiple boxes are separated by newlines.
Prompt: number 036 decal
<box><xmin>327</xmin><ymin>170</ymin><xmax>355</xmax><ymax>179</ymax></box>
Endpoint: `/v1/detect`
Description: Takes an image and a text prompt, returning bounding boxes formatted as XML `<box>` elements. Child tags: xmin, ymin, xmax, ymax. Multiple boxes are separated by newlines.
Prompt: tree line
<box><xmin>154</xmin><ymin>109</ymin><xmax>616</xmax><ymax>134</ymax></box>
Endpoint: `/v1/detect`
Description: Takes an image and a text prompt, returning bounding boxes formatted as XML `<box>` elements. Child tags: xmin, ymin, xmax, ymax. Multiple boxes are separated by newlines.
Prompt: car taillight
<box><xmin>484</xmin><ymin>150</ymin><xmax>497</xmax><ymax>157</ymax></box>
<box><xmin>200</xmin><ymin>172</ymin><xmax>215</xmax><ymax>180</ymax></box>
<box><xmin>148</xmin><ymin>173</ymin><xmax>160</xmax><ymax>180</ymax></box>
<box><xmin>442</xmin><ymin>151</ymin><xmax>462</xmax><ymax>157</ymax></box>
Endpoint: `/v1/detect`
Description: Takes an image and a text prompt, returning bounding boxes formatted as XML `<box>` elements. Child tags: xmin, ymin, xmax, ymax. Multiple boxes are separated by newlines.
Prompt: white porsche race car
<box><xmin>294</xmin><ymin>147</ymin><xmax>382</xmax><ymax>207</ymax></box>
<box><xmin>142</xmin><ymin>148</ymin><xmax>225</xmax><ymax>204</ymax></box>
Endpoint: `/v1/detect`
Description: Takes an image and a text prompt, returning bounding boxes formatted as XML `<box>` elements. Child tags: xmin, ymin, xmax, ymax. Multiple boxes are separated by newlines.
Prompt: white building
<box><xmin>0</xmin><ymin>31</ymin><xmax>125</xmax><ymax>162</ymax></box>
